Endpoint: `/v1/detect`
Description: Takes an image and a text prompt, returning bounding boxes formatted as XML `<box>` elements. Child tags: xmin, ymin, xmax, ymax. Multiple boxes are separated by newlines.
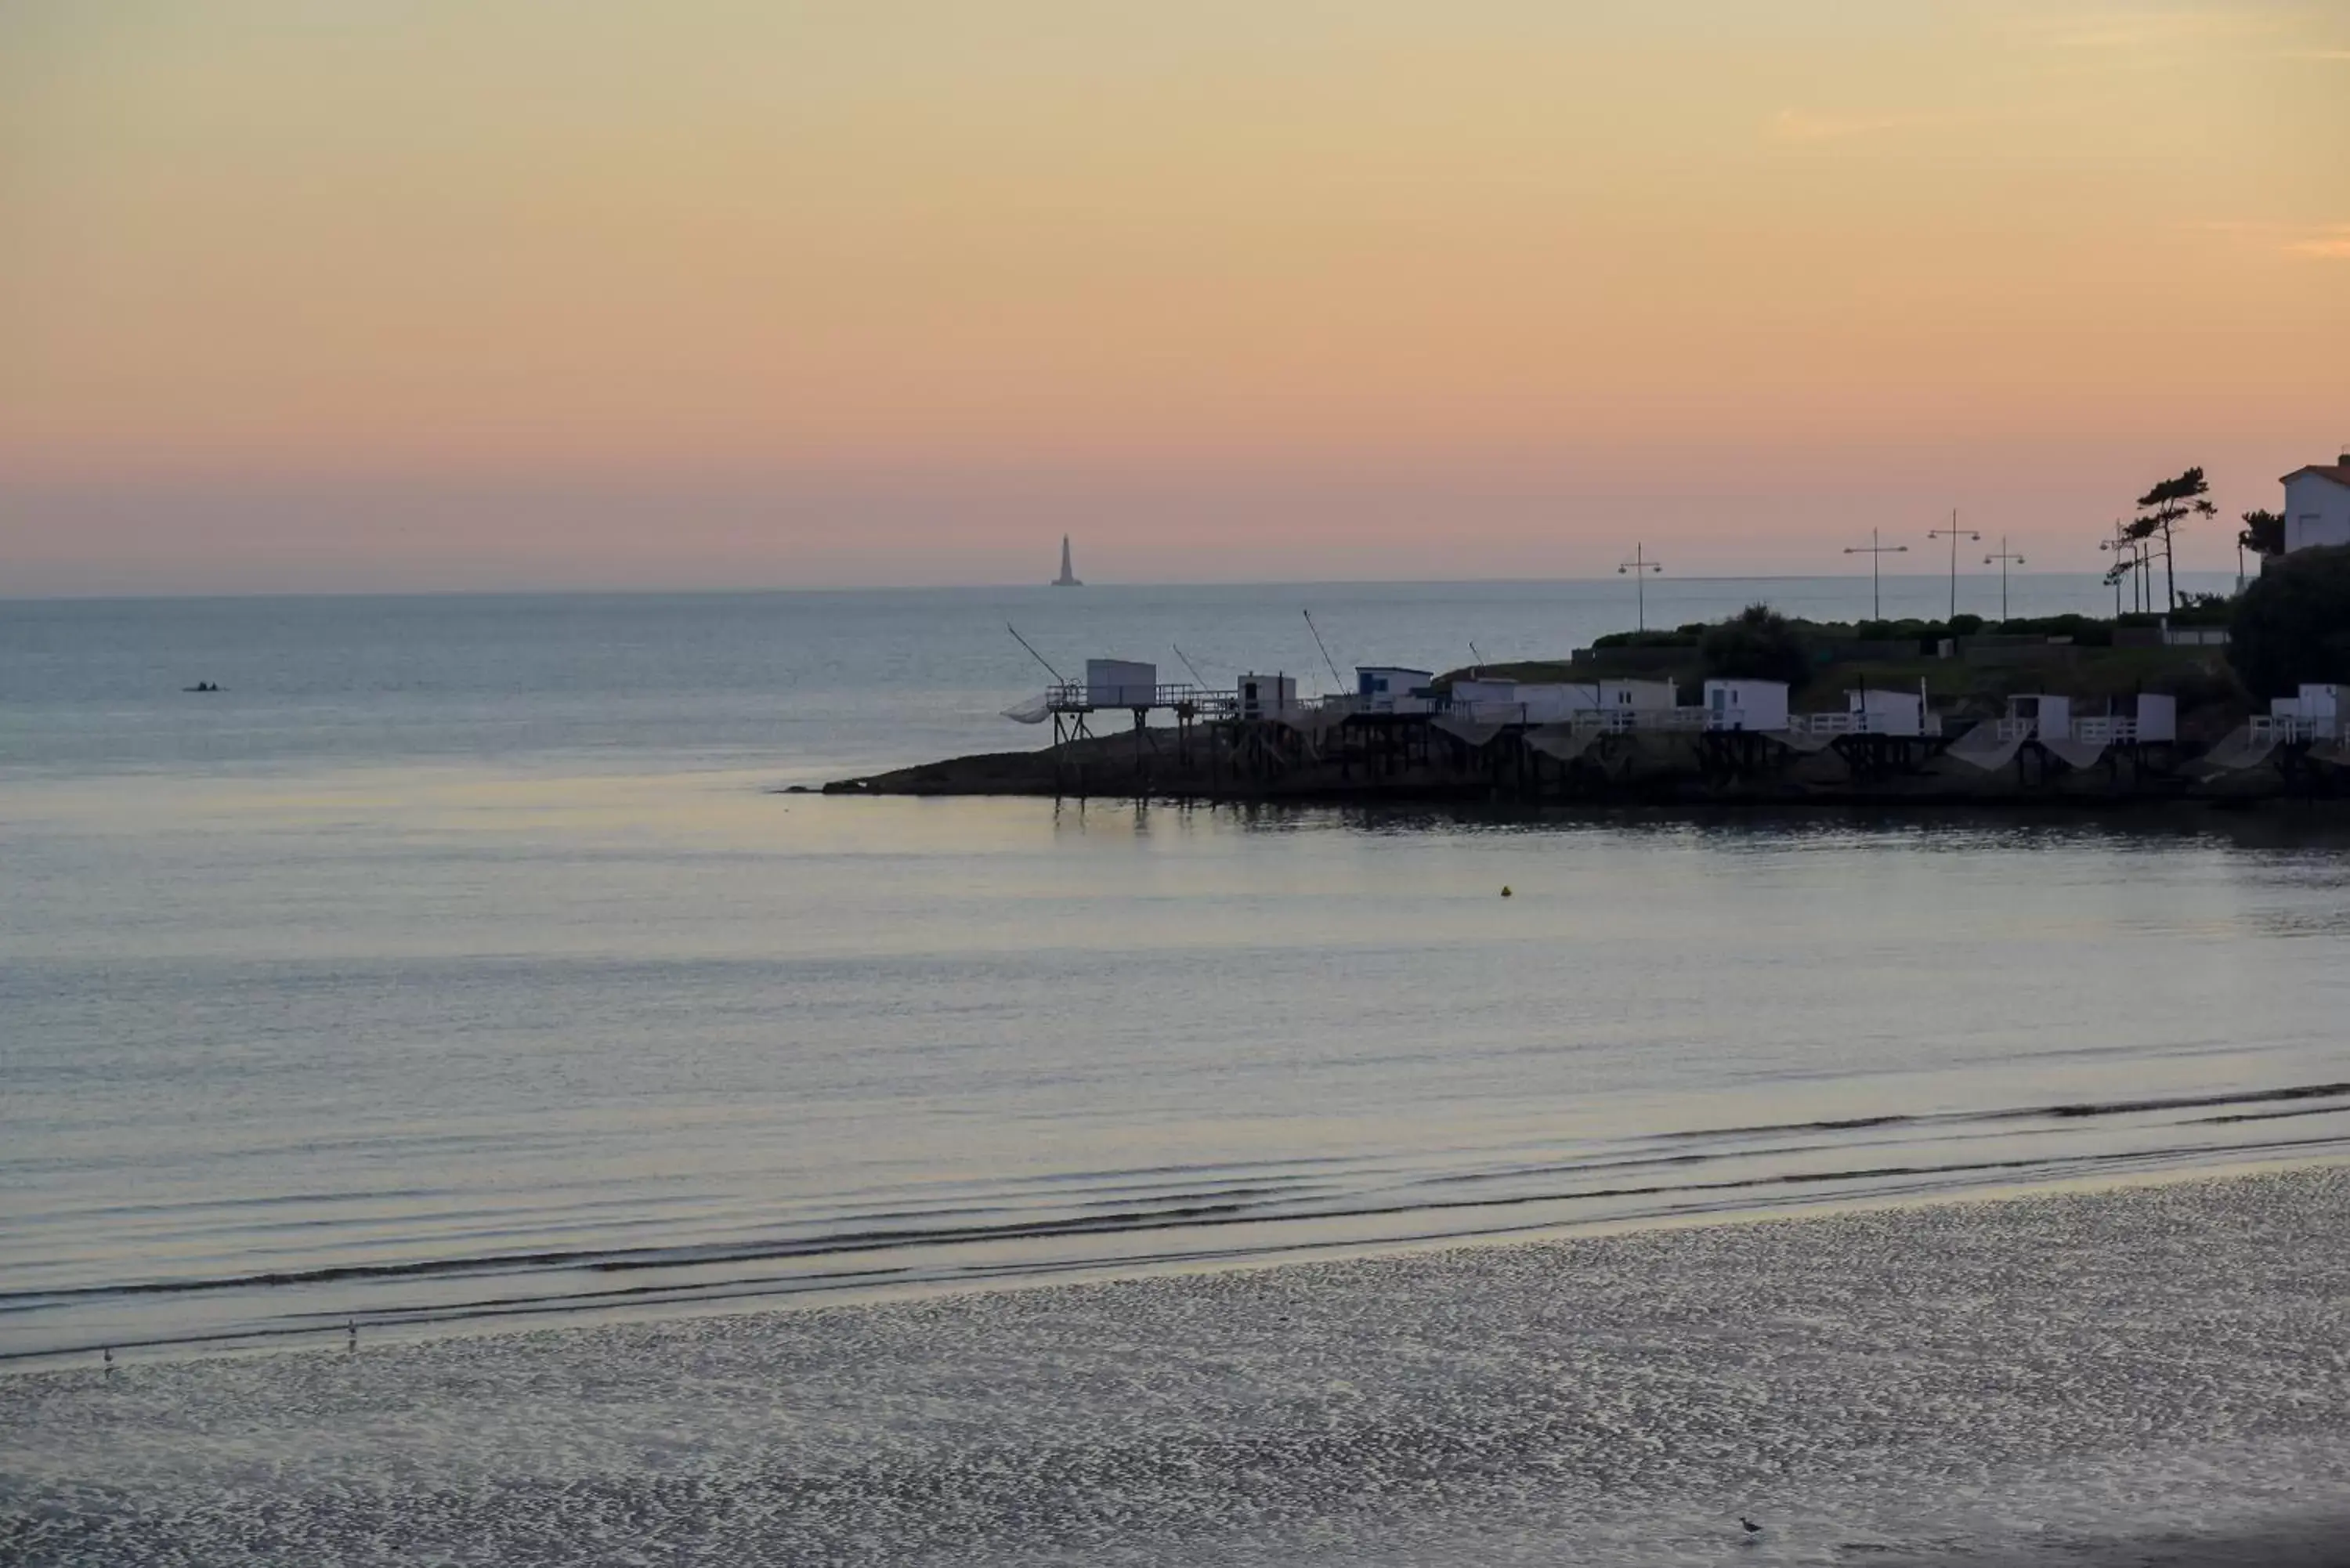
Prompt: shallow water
<box><xmin>2</xmin><ymin>577</ymin><xmax>2339</xmax><ymax>1371</ymax></box>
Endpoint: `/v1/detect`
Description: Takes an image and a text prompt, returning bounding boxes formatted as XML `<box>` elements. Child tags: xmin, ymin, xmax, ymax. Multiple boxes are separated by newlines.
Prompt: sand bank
<box><xmin>5</xmin><ymin>1167</ymin><xmax>2347</xmax><ymax>1566</ymax></box>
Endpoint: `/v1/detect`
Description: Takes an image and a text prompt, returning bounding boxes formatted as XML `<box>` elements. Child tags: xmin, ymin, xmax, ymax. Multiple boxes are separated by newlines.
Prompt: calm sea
<box><xmin>7</xmin><ymin>572</ymin><xmax>2340</xmax><ymax>1368</ymax></box>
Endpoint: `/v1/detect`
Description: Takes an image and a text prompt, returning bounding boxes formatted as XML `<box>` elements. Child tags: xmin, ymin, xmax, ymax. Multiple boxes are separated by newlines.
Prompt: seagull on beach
<box><xmin>1741</xmin><ymin>1516</ymin><xmax>1762</xmax><ymax>1535</ymax></box>
<box><xmin>102</xmin><ymin>1347</ymin><xmax>114</xmax><ymax>1374</ymax></box>
<box><xmin>346</xmin><ymin>1319</ymin><xmax>358</xmax><ymax>1350</ymax></box>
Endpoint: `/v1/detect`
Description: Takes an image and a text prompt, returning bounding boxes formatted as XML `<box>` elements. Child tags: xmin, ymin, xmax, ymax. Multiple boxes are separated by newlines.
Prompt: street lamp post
<box><xmin>1926</xmin><ymin>511</ymin><xmax>1981</xmax><ymax>622</ymax></box>
<box><xmin>1618</xmin><ymin>544</ymin><xmax>1663</xmax><ymax>632</ymax></box>
<box><xmin>1844</xmin><ymin>528</ymin><xmax>1909</xmax><ymax>622</ymax></box>
<box><xmin>1983</xmin><ymin>537</ymin><xmax>2025</xmax><ymax>623</ymax></box>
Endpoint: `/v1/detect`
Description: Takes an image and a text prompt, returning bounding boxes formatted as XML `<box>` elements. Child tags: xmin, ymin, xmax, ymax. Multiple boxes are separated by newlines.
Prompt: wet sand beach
<box><xmin>6</xmin><ymin>1165</ymin><xmax>2347</xmax><ymax>1566</ymax></box>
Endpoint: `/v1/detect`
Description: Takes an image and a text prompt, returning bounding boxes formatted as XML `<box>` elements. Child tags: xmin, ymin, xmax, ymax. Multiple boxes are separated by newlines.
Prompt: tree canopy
<box><xmin>1700</xmin><ymin>604</ymin><xmax>1811</xmax><ymax>688</ymax></box>
<box><xmin>2228</xmin><ymin>544</ymin><xmax>2350</xmax><ymax>698</ymax></box>
<box><xmin>2239</xmin><ymin>508</ymin><xmax>2284</xmax><ymax>558</ymax></box>
<box><xmin>2115</xmin><ymin>466</ymin><xmax>2218</xmax><ymax>611</ymax></box>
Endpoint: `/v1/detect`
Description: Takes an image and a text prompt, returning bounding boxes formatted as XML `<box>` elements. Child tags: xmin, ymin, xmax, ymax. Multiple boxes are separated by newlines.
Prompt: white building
<box><xmin>1444</xmin><ymin>677</ymin><xmax>1684</xmax><ymax>726</ymax></box>
<box><xmin>1701</xmin><ymin>679</ymin><xmax>1788</xmax><ymax>732</ymax></box>
<box><xmin>1235</xmin><ymin>673</ymin><xmax>1297</xmax><ymax>721</ymax></box>
<box><xmin>1845</xmin><ymin>685</ymin><xmax>1932</xmax><ymax>737</ymax></box>
<box><xmin>2073</xmin><ymin>693</ymin><xmax>2177</xmax><ymax>744</ymax></box>
<box><xmin>1560</xmin><ymin>679</ymin><xmax>1683</xmax><ymax>728</ymax></box>
<box><xmin>2282</xmin><ymin>454</ymin><xmax>2350</xmax><ymax>554</ymax></box>
<box><xmin>1516</xmin><ymin>685</ymin><xmax>1589</xmax><ymax>724</ymax></box>
<box><xmin>1085</xmin><ymin>659</ymin><xmax>1158</xmax><ymax>709</ymax></box>
<box><xmin>2298</xmin><ymin>684</ymin><xmax>2345</xmax><ymax>727</ymax></box>
<box><xmin>1447</xmin><ymin>677</ymin><xmax>1520</xmax><ymax>716</ymax></box>
<box><xmin>1446</xmin><ymin>679</ymin><xmax>1554</xmax><ymax>724</ymax></box>
<box><xmin>1998</xmin><ymin>690</ymin><xmax>2175</xmax><ymax>744</ymax></box>
<box><xmin>1599</xmin><ymin>679</ymin><xmax>1679</xmax><ymax>712</ymax></box>
<box><xmin>1999</xmin><ymin>693</ymin><xmax>2072</xmax><ymax>742</ymax></box>
<box><xmin>2261</xmin><ymin>683</ymin><xmax>2348</xmax><ymax>741</ymax></box>
<box><xmin>1355</xmin><ymin>667</ymin><xmax>1437</xmax><ymax>714</ymax></box>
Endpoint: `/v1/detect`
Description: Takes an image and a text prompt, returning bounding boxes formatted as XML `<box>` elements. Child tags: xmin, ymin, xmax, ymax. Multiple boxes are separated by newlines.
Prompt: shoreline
<box><xmin>13</xmin><ymin>1151</ymin><xmax>2348</xmax><ymax>1373</ymax></box>
<box><xmin>13</xmin><ymin>1150</ymin><xmax>2343</xmax><ymax>1379</ymax></box>
<box><xmin>7</xmin><ymin>1165</ymin><xmax>2347</xmax><ymax>1565</ymax></box>
<box><xmin>821</xmin><ymin>725</ymin><xmax>2342</xmax><ymax>807</ymax></box>
<box><xmin>822</xmin><ymin>771</ymin><xmax>2350</xmax><ymax>812</ymax></box>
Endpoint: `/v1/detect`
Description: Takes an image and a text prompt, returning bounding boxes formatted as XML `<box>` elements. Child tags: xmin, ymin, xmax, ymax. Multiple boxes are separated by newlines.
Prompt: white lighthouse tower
<box><xmin>1052</xmin><ymin>535</ymin><xmax>1083</xmax><ymax>587</ymax></box>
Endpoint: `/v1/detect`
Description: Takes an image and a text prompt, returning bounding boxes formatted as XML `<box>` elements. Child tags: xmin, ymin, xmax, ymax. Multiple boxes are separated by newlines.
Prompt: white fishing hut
<box><xmin>2264</xmin><ymin>683</ymin><xmax>2346</xmax><ymax>740</ymax></box>
<box><xmin>1571</xmin><ymin>679</ymin><xmax>1688</xmax><ymax>731</ymax></box>
<box><xmin>1355</xmin><ymin>667</ymin><xmax>1437</xmax><ymax>714</ymax></box>
<box><xmin>2076</xmin><ymin>692</ymin><xmax>2176</xmax><ymax>743</ymax></box>
<box><xmin>1447</xmin><ymin>678</ymin><xmax>1521</xmax><ymax>721</ymax></box>
<box><xmin>1999</xmin><ymin>693</ymin><xmax>2071</xmax><ymax>742</ymax></box>
<box><xmin>1517</xmin><ymin>685</ymin><xmax>1591</xmax><ymax>724</ymax></box>
<box><xmin>1449</xmin><ymin>677</ymin><xmax>1517</xmax><ymax>707</ymax></box>
<box><xmin>1235</xmin><ymin>672</ymin><xmax>1298</xmax><ymax>721</ymax></box>
<box><xmin>1994</xmin><ymin>690</ymin><xmax>2177</xmax><ymax>745</ymax></box>
<box><xmin>1846</xmin><ymin>685</ymin><xmax>1933</xmax><ymax>737</ymax></box>
<box><xmin>1701</xmin><ymin>679</ymin><xmax>1788</xmax><ymax>732</ymax></box>
<box><xmin>1086</xmin><ymin>659</ymin><xmax>1159</xmax><ymax>710</ymax></box>
<box><xmin>1452</xmin><ymin>677</ymin><xmax>1680</xmax><ymax>726</ymax></box>
<box><xmin>1599</xmin><ymin>679</ymin><xmax>1679</xmax><ymax>712</ymax></box>
<box><xmin>1448</xmin><ymin>680</ymin><xmax>1583</xmax><ymax>724</ymax></box>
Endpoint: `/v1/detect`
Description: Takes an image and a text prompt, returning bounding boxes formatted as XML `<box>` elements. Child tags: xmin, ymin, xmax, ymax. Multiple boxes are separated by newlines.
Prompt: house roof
<box><xmin>2280</xmin><ymin>463</ymin><xmax>2350</xmax><ymax>487</ymax></box>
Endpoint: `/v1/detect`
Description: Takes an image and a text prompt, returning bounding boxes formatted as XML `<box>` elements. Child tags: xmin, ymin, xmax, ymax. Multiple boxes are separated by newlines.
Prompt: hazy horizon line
<box><xmin>0</xmin><ymin>567</ymin><xmax>2240</xmax><ymax>606</ymax></box>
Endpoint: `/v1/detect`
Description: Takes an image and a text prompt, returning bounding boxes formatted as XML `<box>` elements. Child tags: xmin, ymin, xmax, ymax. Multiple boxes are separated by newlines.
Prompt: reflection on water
<box><xmin>6</xmin><ymin>770</ymin><xmax>2350</xmax><ymax>1365</ymax></box>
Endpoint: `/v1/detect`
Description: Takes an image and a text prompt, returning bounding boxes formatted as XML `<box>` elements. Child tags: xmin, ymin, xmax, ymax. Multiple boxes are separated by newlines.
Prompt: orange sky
<box><xmin>3</xmin><ymin>2</ymin><xmax>2346</xmax><ymax>591</ymax></box>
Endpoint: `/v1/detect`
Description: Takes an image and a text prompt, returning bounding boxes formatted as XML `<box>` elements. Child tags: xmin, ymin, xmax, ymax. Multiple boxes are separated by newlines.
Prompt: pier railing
<box><xmin>1567</xmin><ymin>707</ymin><xmax>1680</xmax><ymax>733</ymax></box>
<box><xmin>1043</xmin><ymin>682</ymin><xmax>1237</xmax><ymax>717</ymax></box>
<box><xmin>1024</xmin><ymin>687</ymin><xmax>1974</xmax><ymax>739</ymax></box>
<box><xmin>1567</xmin><ymin>708</ymin><xmax>1951</xmax><ymax>738</ymax></box>
<box><xmin>1792</xmin><ymin>712</ymin><xmax>1942</xmax><ymax>739</ymax></box>
<box><xmin>2249</xmin><ymin>714</ymin><xmax>2341</xmax><ymax>744</ymax></box>
<box><xmin>2070</xmin><ymin>716</ymin><xmax>2139</xmax><ymax>745</ymax></box>
<box><xmin>1993</xmin><ymin>716</ymin><xmax>2163</xmax><ymax>745</ymax></box>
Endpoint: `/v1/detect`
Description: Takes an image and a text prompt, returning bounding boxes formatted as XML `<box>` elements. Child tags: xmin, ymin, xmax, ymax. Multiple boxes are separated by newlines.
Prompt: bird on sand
<box><xmin>1740</xmin><ymin>1517</ymin><xmax>1762</xmax><ymax>1535</ymax></box>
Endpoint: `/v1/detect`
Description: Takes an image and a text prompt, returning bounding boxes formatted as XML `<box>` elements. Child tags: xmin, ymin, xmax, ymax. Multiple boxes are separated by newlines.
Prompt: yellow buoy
<box><xmin>1500</xmin><ymin>885</ymin><xmax>1513</xmax><ymax>898</ymax></box>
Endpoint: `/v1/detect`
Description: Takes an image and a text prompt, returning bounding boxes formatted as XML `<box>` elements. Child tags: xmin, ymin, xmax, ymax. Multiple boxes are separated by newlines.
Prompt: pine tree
<box><xmin>2122</xmin><ymin>467</ymin><xmax>2218</xmax><ymax>612</ymax></box>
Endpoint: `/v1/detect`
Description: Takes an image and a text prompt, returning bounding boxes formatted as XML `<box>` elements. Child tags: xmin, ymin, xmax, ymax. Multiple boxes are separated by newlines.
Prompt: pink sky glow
<box><xmin>2</xmin><ymin>2</ymin><xmax>2345</xmax><ymax>592</ymax></box>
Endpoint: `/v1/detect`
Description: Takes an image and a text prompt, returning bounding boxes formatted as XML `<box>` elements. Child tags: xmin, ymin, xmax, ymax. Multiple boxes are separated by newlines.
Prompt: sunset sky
<box><xmin>3</xmin><ymin>2</ymin><xmax>2346</xmax><ymax>592</ymax></box>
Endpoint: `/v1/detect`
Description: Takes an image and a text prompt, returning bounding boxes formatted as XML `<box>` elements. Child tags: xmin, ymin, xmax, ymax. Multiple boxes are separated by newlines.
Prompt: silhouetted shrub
<box><xmin>1853</xmin><ymin>616</ymin><xmax>1980</xmax><ymax>645</ymax></box>
<box><xmin>1701</xmin><ymin>604</ymin><xmax>1812</xmax><ymax>688</ymax></box>
<box><xmin>1993</xmin><ymin>614</ymin><xmax>2113</xmax><ymax>647</ymax></box>
<box><xmin>2229</xmin><ymin>546</ymin><xmax>2350</xmax><ymax>697</ymax></box>
<box><xmin>1589</xmin><ymin>629</ymin><xmax>1698</xmax><ymax>649</ymax></box>
<box><xmin>2168</xmin><ymin>591</ymin><xmax>2236</xmax><ymax>627</ymax></box>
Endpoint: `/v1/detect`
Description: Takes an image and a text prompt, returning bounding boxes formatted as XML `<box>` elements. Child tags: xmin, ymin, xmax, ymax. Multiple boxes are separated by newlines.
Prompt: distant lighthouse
<box><xmin>1052</xmin><ymin>535</ymin><xmax>1083</xmax><ymax>587</ymax></box>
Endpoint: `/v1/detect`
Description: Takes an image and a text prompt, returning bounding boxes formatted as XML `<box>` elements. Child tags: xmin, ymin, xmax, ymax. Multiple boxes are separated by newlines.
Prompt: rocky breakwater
<box><xmin>819</xmin><ymin>716</ymin><xmax>2342</xmax><ymax>807</ymax></box>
